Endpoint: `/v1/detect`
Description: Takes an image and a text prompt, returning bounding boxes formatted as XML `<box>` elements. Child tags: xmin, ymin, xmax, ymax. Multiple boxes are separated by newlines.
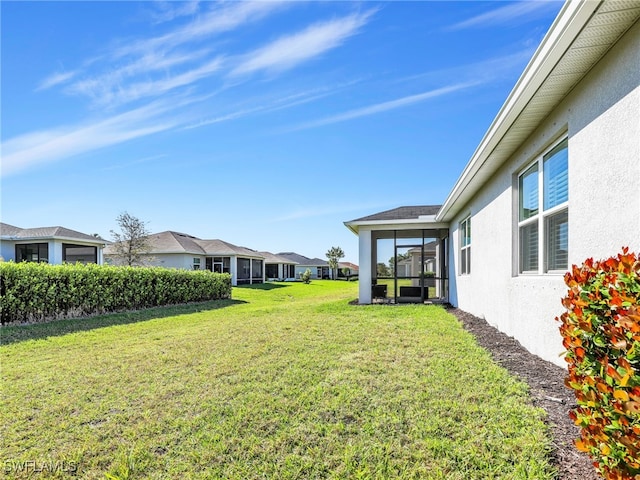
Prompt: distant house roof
<box><xmin>339</xmin><ymin>262</ymin><xmax>359</xmax><ymax>271</ymax></box>
<box><xmin>259</xmin><ymin>252</ymin><xmax>298</xmax><ymax>265</ymax></box>
<box><xmin>104</xmin><ymin>231</ymin><xmax>264</xmax><ymax>258</ymax></box>
<box><xmin>347</xmin><ymin>206</ymin><xmax>441</xmax><ymax>223</ymax></box>
<box><xmin>0</xmin><ymin>222</ymin><xmax>105</xmax><ymax>243</ymax></box>
<box><xmin>277</xmin><ymin>252</ymin><xmax>329</xmax><ymax>266</ymax></box>
<box><xmin>197</xmin><ymin>239</ymin><xmax>263</xmax><ymax>258</ymax></box>
<box><xmin>136</xmin><ymin>231</ymin><xmax>206</xmax><ymax>255</ymax></box>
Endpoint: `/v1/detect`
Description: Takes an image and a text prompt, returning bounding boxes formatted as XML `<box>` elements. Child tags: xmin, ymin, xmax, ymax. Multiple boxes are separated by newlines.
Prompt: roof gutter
<box><xmin>436</xmin><ymin>0</ymin><xmax>600</xmax><ymax>223</ymax></box>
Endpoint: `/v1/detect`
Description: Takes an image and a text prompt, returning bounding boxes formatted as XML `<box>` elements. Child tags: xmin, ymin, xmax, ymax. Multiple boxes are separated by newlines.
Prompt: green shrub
<box><xmin>300</xmin><ymin>268</ymin><xmax>312</xmax><ymax>284</ymax></box>
<box><xmin>0</xmin><ymin>262</ymin><xmax>231</xmax><ymax>324</ymax></box>
<box><xmin>558</xmin><ymin>248</ymin><xmax>640</xmax><ymax>480</ymax></box>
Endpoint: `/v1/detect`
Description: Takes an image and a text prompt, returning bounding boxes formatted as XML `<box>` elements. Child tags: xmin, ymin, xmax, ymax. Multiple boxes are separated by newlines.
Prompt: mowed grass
<box><xmin>1</xmin><ymin>281</ymin><xmax>555</xmax><ymax>479</ymax></box>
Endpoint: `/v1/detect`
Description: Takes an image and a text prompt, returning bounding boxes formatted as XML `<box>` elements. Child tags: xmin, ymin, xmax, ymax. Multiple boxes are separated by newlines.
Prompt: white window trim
<box><xmin>517</xmin><ymin>137</ymin><xmax>568</xmax><ymax>275</ymax></box>
<box><xmin>459</xmin><ymin>216</ymin><xmax>471</xmax><ymax>276</ymax></box>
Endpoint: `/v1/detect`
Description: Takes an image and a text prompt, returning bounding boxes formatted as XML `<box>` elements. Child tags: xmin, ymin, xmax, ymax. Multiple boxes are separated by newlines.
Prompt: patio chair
<box><xmin>372</xmin><ymin>284</ymin><xmax>388</xmax><ymax>303</ymax></box>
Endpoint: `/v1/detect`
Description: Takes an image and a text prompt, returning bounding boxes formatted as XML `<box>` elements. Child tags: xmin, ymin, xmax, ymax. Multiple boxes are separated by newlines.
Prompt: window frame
<box><xmin>517</xmin><ymin>137</ymin><xmax>568</xmax><ymax>275</ymax></box>
<box><xmin>63</xmin><ymin>243</ymin><xmax>98</xmax><ymax>264</ymax></box>
<box><xmin>16</xmin><ymin>243</ymin><xmax>49</xmax><ymax>263</ymax></box>
<box><xmin>459</xmin><ymin>216</ymin><xmax>471</xmax><ymax>275</ymax></box>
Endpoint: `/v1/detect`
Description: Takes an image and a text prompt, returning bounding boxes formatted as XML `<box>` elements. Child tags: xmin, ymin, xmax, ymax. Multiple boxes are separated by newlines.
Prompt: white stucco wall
<box><xmin>448</xmin><ymin>20</ymin><xmax>640</xmax><ymax>366</ymax></box>
<box><xmin>0</xmin><ymin>242</ymin><xmax>13</xmax><ymax>261</ymax></box>
<box><xmin>151</xmin><ymin>253</ymin><xmax>201</xmax><ymax>270</ymax></box>
<box><xmin>294</xmin><ymin>265</ymin><xmax>323</xmax><ymax>279</ymax></box>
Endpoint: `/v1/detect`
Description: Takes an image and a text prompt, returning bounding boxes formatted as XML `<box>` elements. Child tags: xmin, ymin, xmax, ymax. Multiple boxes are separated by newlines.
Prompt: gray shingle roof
<box><xmin>0</xmin><ymin>222</ymin><xmax>104</xmax><ymax>242</ymax></box>
<box><xmin>0</xmin><ymin>223</ymin><xmax>22</xmax><ymax>236</ymax></box>
<box><xmin>104</xmin><ymin>231</ymin><xmax>265</xmax><ymax>258</ymax></box>
<box><xmin>147</xmin><ymin>231</ymin><xmax>206</xmax><ymax>254</ymax></box>
<box><xmin>259</xmin><ymin>252</ymin><xmax>298</xmax><ymax>264</ymax></box>
<box><xmin>347</xmin><ymin>205</ymin><xmax>442</xmax><ymax>223</ymax></box>
<box><xmin>196</xmin><ymin>239</ymin><xmax>263</xmax><ymax>258</ymax></box>
<box><xmin>277</xmin><ymin>252</ymin><xmax>328</xmax><ymax>266</ymax></box>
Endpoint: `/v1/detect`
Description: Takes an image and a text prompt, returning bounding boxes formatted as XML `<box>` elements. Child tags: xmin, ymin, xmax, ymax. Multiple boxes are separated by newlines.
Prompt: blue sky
<box><xmin>1</xmin><ymin>1</ymin><xmax>563</xmax><ymax>263</ymax></box>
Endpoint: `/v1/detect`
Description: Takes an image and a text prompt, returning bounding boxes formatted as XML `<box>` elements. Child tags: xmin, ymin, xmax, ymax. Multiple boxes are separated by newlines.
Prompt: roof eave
<box><xmin>436</xmin><ymin>0</ymin><xmax>600</xmax><ymax>223</ymax></box>
<box><xmin>2</xmin><ymin>235</ymin><xmax>106</xmax><ymax>246</ymax></box>
<box><xmin>344</xmin><ymin>217</ymin><xmax>450</xmax><ymax>234</ymax></box>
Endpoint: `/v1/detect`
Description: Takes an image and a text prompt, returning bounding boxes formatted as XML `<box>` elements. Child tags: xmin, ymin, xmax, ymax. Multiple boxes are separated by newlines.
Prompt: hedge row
<box><xmin>0</xmin><ymin>262</ymin><xmax>232</xmax><ymax>324</ymax></box>
<box><xmin>558</xmin><ymin>248</ymin><xmax>640</xmax><ymax>480</ymax></box>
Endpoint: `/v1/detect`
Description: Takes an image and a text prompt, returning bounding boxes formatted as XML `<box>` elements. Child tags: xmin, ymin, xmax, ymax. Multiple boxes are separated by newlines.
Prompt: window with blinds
<box><xmin>518</xmin><ymin>138</ymin><xmax>568</xmax><ymax>274</ymax></box>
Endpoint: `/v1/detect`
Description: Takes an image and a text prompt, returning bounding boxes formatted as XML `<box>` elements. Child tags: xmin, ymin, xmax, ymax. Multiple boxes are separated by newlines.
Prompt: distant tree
<box><xmin>388</xmin><ymin>252</ymin><xmax>410</xmax><ymax>275</ymax></box>
<box><xmin>326</xmin><ymin>246</ymin><xmax>345</xmax><ymax>280</ymax></box>
<box><xmin>109</xmin><ymin>212</ymin><xmax>152</xmax><ymax>266</ymax></box>
<box><xmin>377</xmin><ymin>262</ymin><xmax>391</xmax><ymax>277</ymax></box>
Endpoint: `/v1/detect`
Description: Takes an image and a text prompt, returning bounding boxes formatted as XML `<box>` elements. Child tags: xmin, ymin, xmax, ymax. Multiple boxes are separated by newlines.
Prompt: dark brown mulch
<box><xmin>448</xmin><ymin>307</ymin><xmax>601</xmax><ymax>480</ymax></box>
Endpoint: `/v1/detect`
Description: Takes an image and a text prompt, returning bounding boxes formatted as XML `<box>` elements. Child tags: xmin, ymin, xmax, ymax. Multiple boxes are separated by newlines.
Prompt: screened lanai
<box><xmin>372</xmin><ymin>228</ymin><xmax>448</xmax><ymax>303</ymax></box>
<box><xmin>344</xmin><ymin>206</ymin><xmax>449</xmax><ymax>305</ymax></box>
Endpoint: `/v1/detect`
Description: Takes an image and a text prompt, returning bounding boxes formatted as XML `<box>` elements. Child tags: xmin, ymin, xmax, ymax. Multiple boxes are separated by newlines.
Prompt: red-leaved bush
<box><xmin>558</xmin><ymin>248</ymin><xmax>640</xmax><ymax>480</ymax></box>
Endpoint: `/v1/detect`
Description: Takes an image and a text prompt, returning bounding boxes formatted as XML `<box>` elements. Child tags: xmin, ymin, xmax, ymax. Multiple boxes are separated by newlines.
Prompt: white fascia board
<box><xmin>344</xmin><ymin>218</ymin><xmax>450</xmax><ymax>235</ymax></box>
<box><xmin>5</xmin><ymin>235</ymin><xmax>106</xmax><ymax>246</ymax></box>
<box><xmin>436</xmin><ymin>0</ymin><xmax>600</xmax><ymax>223</ymax></box>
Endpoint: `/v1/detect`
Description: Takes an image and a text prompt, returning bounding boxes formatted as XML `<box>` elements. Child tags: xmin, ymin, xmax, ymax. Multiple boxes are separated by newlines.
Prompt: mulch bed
<box><xmin>449</xmin><ymin>307</ymin><xmax>601</xmax><ymax>480</ymax></box>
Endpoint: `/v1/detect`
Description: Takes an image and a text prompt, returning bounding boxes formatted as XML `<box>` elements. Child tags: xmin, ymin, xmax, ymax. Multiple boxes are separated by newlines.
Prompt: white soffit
<box><xmin>437</xmin><ymin>0</ymin><xmax>640</xmax><ymax>222</ymax></box>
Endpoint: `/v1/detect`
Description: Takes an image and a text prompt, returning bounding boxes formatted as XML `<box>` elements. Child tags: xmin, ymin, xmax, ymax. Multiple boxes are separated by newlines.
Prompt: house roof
<box><xmin>0</xmin><ymin>222</ymin><xmax>105</xmax><ymax>244</ymax></box>
<box><xmin>348</xmin><ymin>206</ymin><xmax>441</xmax><ymax>223</ymax></box>
<box><xmin>344</xmin><ymin>205</ymin><xmax>448</xmax><ymax>235</ymax></box>
<box><xmin>141</xmin><ymin>231</ymin><xmax>206</xmax><ymax>255</ymax></box>
<box><xmin>259</xmin><ymin>252</ymin><xmax>298</xmax><ymax>265</ymax></box>
<box><xmin>339</xmin><ymin>262</ymin><xmax>359</xmax><ymax>270</ymax></box>
<box><xmin>437</xmin><ymin>0</ymin><xmax>640</xmax><ymax>222</ymax></box>
<box><xmin>104</xmin><ymin>231</ymin><xmax>265</xmax><ymax>258</ymax></box>
<box><xmin>277</xmin><ymin>252</ymin><xmax>329</xmax><ymax>266</ymax></box>
<box><xmin>196</xmin><ymin>239</ymin><xmax>264</xmax><ymax>258</ymax></box>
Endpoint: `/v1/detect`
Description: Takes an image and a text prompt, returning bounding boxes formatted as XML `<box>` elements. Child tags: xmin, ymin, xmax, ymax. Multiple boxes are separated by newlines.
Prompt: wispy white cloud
<box><xmin>69</xmin><ymin>54</ymin><xmax>223</xmax><ymax>107</ymax></box>
<box><xmin>398</xmin><ymin>49</ymin><xmax>536</xmax><ymax>86</ymax></box>
<box><xmin>149</xmin><ymin>0</ymin><xmax>200</xmax><ymax>24</ymax></box>
<box><xmin>36</xmin><ymin>70</ymin><xmax>79</xmax><ymax>91</ymax></box>
<box><xmin>230</xmin><ymin>10</ymin><xmax>374</xmax><ymax>77</ymax></box>
<box><xmin>448</xmin><ymin>1</ymin><xmax>560</xmax><ymax>31</ymax></box>
<box><xmin>115</xmin><ymin>1</ymin><xmax>288</xmax><ymax>60</ymax></box>
<box><xmin>284</xmin><ymin>82</ymin><xmax>478</xmax><ymax>132</ymax></box>
<box><xmin>182</xmin><ymin>82</ymin><xmax>361</xmax><ymax>131</ymax></box>
<box><xmin>1</xmin><ymin>100</ymin><xmax>185</xmax><ymax>177</ymax></box>
<box><xmin>38</xmin><ymin>1</ymin><xmax>288</xmax><ymax>107</ymax></box>
<box><xmin>19</xmin><ymin>3</ymin><xmax>376</xmax><ymax>175</ymax></box>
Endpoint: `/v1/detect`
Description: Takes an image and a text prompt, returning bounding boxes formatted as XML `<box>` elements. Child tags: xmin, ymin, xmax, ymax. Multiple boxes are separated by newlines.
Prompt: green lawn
<box><xmin>1</xmin><ymin>281</ymin><xmax>555</xmax><ymax>479</ymax></box>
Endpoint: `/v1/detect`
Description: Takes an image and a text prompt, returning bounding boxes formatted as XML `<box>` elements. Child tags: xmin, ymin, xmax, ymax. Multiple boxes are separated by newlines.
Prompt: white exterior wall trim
<box><xmin>345</xmin><ymin>218</ymin><xmax>448</xmax><ymax>235</ymax></box>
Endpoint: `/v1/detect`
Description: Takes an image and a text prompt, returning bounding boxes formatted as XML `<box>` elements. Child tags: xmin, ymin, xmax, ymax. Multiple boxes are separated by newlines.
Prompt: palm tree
<box><xmin>326</xmin><ymin>246</ymin><xmax>345</xmax><ymax>280</ymax></box>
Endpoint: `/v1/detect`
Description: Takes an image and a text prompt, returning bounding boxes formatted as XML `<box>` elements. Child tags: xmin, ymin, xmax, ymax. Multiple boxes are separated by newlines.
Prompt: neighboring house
<box><xmin>345</xmin><ymin>1</ymin><xmax>640</xmax><ymax>366</ymax></box>
<box><xmin>276</xmin><ymin>252</ymin><xmax>332</xmax><ymax>279</ymax></box>
<box><xmin>0</xmin><ymin>223</ymin><xmax>106</xmax><ymax>265</ymax></box>
<box><xmin>104</xmin><ymin>231</ymin><xmax>265</xmax><ymax>286</ymax></box>
<box><xmin>259</xmin><ymin>252</ymin><xmax>298</xmax><ymax>281</ymax></box>
<box><xmin>337</xmin><ymin>261</ymin><xmax>359</xmax><ymax>279</ymax></box>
